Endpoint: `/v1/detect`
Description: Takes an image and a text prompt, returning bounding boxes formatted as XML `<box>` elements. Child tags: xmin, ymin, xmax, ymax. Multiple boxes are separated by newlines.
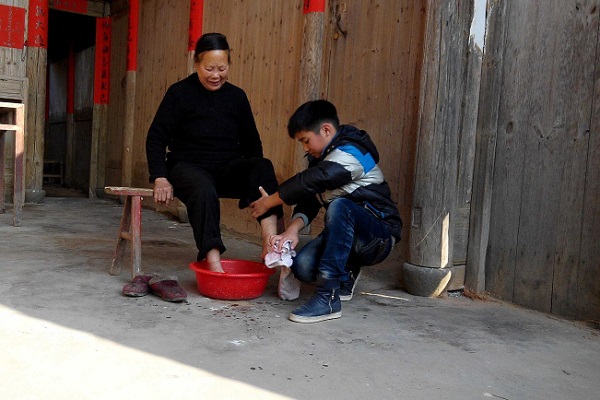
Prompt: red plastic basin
<box><xmin>189</xmin><ymin>259</ymin><xmax>275</xmax><ymax>300</ymax></box>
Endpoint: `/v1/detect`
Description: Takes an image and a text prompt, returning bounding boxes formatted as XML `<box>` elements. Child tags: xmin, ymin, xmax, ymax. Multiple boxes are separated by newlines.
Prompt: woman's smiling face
<box><xmin>195</xmin><ymin>50</ymin><xmax>229</xmax><ymax>91</ymax></box>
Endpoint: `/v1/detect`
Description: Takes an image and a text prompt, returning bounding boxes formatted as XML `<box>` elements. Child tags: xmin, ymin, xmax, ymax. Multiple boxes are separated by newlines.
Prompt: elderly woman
<box><xmin>146</xmin><ymin>32</ymin><xmax>283</xmax><ymax>273</ymax></box>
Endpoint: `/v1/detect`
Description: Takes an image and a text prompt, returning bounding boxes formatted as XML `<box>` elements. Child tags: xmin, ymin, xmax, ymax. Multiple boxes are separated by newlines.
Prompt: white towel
<box><xmin>264</xmin><ymin>240</ymin><xmax>301</xmax><ymax>300</ymax></box>
<box><xmin>265</xmin><ymin>240</ymin><xmax>296</xmax><ymax>268</ymax></box>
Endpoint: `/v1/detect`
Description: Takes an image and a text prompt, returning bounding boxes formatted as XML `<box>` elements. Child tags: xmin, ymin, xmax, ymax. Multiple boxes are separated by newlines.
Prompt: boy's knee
<box><xmin>325</xmin><ymin>198</ymin><xmax>354</xmax><ymax>221</ymax></box>
<box><xmin>291</xmin><ymin>260</ymin><xmax>316</xmax><ymax>282</ymax></box>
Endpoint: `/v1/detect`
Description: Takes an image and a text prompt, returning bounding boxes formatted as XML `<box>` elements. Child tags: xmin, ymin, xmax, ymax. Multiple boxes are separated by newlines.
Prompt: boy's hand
<box><xmin>269</xmin><ymin>217</ymin><xmax>303</xmax><ymax>252</ymax></box>
<box><xmin>269</xmin><ymin>229</ymin><xmax>300</xmax><ymax>253</ymax></box>
<box><xmin>153</xmin><ymin>177</ymin><xmax>174</xmax><ymax>206</ymax></box>
<box><xmin>250</xmin><ymin>186</ymin><xmax>273</xmax><ymax>218</ymax></box>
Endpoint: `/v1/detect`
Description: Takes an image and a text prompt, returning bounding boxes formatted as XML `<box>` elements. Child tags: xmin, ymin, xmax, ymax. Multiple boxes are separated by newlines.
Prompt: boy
<box><xmin>250</xmin><ymin>100</ymin><xmax>402</xmax><ymax>323</ymax></box>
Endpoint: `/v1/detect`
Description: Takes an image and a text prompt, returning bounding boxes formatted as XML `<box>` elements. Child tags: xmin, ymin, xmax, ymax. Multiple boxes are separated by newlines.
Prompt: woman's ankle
<box><xmin>206</xmin><ymin>248</ymin><xmax>224</xmax><ymax>273</ymax></box>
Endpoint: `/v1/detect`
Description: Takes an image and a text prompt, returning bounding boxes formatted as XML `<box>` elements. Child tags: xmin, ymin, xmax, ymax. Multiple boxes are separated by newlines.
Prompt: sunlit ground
<box><xmin>0</xmin><ymin>304</ymin><xmax>291</xmax><ymax>400</ymax></box>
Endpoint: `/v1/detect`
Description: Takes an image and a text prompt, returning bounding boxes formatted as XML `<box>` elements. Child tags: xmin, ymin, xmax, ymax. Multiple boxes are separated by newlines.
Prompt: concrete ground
<box><xmin>1</xmin><ymin>197</ymin><xmax>599</xmax><ymax>400</ymax></box>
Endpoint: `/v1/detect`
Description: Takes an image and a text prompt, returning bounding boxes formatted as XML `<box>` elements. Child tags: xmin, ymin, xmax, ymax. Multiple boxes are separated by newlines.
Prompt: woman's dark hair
<box><xmin>194</xmin><ymin>33</ymin><xmax>230</xmax><ymax>62</ymax></box>
<box><xmin>287</xmin><ymin>100</ymin><xmax>340</xmax><ymax>138</ymax></box>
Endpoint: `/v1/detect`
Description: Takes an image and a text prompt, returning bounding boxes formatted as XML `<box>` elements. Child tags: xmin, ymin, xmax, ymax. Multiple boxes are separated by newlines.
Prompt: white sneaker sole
<box><xmin>288</xmin><ymin>311</ymin><xmax>342</xmax><ymax>323</ymax></box>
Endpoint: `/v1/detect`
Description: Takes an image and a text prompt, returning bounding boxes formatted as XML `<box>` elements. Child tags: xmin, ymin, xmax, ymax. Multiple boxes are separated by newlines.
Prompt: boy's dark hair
<box><xmin>194</xmin><ymin>33</ymin><xmax>230</xmax><ymax>62</ymax></box>
<box><xmin>287</xmin><ymin>100</ymin><xmax>340</xmax><ymax>138</ymax></box>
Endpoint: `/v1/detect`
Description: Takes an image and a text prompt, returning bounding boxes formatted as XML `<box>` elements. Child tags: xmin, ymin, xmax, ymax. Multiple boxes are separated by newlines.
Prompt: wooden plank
<box><xmin>132</xmin><ymin>0</ymin><xmax>188</xmax><ymax>189</ymax></box>
<box><xmin>511</xmin><ymin>0</ymin><xmax>589</xmax><ymax>312</ymax></box>
<box><xmin>482</xmin><ymin>0</ymin><xmax>600</xmax><ymax>319</ymax></box>
<box><xmin>465</xmin><ymin>0</ymin><xmax>508</xmax><ymax>292</ymax></box>
<box><xmin>25</xmin><ymin>47</ymin><xmax>45</xmax><ymax>196</ymax></box>
<box><xmin>455</xmin><ymin>21</ymin><xmax>485</xmax><ymax>266</ymax></box>
<box><xmin>0</xmin><ymin>75</ymin><xmax>26</xmax><ymax>101</ymax></box>
<box><xmin>483</xmin><ymin>1</ymin><xmax>530</xmax><ymax>301</ymax></box>
<box><xmin>48</xmin><ymin>0</ymin><xmax>109</xmax><ymax>17</ymax></box>
<box><xmin>105</xmin><ymin>186</ymin><xmax>153</xmax><ymax>196</ymax></box>
<box><xmin>546</xmin><ymin>0</ymin><xmax>599</xmax><ymax>318</ymax></box>
<box><xmin>90</xmin><ymin>104</ymin><xmax>107</xmax><ymax>197</ymax></box>
<box><xmin>577</xmin><ymin>0</ymin><xmax>600</xmax><ymax>321</ymax></box>
<box><xmin>105</xmin><ymin>11</ymin><xmax>127</xmax><ymax>187</ymax></box>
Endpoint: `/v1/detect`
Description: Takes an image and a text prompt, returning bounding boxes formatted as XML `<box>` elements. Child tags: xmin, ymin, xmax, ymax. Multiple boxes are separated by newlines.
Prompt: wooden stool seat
<box><xmin>105</xmin><ymin>186</ymin><xmax>154</xmax><ymax>279</ymax></box>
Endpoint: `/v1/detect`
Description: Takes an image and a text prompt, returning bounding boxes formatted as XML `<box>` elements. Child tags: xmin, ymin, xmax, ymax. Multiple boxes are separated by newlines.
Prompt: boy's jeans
<box><xmin>292</xmin><ymin>198</ymin><xmax>394</xmax><ymax>283</ymax></box>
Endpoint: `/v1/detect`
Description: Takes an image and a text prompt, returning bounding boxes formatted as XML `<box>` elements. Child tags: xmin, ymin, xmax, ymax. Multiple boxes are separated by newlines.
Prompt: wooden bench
<box><xmin>105</xmin><ymin>186</ymin><xmax>154</xmax><ymax>279</ymax></box>
<box><xmin>0</xmin><ymin>102</ymin><xmax>25</xmax><ymax>227</ymax></box>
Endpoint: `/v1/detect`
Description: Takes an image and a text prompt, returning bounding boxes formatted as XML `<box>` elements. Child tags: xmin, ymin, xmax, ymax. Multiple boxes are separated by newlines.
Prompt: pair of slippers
<box><xmin>123</xmin><ymin>274</ymin><xmax>187</xmax><ymax>302</ymax></box>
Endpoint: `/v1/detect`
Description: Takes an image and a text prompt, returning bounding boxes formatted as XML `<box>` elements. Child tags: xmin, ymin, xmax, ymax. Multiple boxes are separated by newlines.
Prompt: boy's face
<box><xmin>294</xmin><ymin>123</ymin><xmax>336</xmax><ymax>159</ymax></box>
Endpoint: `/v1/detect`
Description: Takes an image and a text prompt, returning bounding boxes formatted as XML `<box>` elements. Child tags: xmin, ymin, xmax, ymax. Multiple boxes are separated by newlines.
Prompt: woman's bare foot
<box><xmin>206</xmin><ymin>248</ymin><xmax>224</xmax><ymax>273</ymax></box>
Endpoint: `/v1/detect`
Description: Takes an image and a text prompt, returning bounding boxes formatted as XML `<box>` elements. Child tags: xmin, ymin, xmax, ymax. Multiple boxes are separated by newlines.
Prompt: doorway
<box><xmin>44</xmin><ymin>9</ymin><xmax>96</xmax><ymax>198</ymax></box>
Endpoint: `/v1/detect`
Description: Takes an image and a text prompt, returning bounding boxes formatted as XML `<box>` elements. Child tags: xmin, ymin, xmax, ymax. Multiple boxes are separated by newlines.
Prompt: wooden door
<box><xmin>484</xmin><ymin>0</ymin><xmax>600</xmax><ymax>320</ymax></box>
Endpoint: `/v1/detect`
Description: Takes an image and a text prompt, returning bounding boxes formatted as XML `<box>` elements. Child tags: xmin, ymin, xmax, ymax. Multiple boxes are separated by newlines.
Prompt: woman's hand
<box><xmin>153</xmin><ymin>177</ymin><xmax>174</xmax><ymax>206</ymax></box>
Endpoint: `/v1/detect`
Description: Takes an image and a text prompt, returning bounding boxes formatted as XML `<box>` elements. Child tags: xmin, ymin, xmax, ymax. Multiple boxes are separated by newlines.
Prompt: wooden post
<box><xmin>452</xmin><ymin>0</ymin><xmax>486</xmax><ymax>290</ymax></box>
<box><xmin>294</xmin><ymin>0</ymin><xmax>326</xmax><ymax>175</ymax></box>
<box><xmin>25</xmin><ymin>0</ymin><xmax>48</xmax><ymax>203</ymax></box>
<box><xmin>402</xmin><ymin>0</ymin><xmax>470</xmax><ymax>297</ymax></box>
<box><xmin>290</xmin><ymin>0</ymin><xmax>326</xmax><ymax>235</ymax></box>
<box><xmin>90</xmin><ymin>17</ymin><xmax>111</xmax><ymax>198</ymax></box>
<box><xmin>122</xmin><ymin>0</ymin><xmax>139</xmax><ymax>187</ymax></box>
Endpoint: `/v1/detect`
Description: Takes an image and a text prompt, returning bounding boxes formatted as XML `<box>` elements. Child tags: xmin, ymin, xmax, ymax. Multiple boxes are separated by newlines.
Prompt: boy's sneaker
<box><xmin>339</xmin><ymin>266</ymin><xmax>362</xmax><ymax>301</ymax></box>
<box><xmin>289</xmin><ymin>286</ymin><xmax>341</xmax><ymax>323</ymax></box>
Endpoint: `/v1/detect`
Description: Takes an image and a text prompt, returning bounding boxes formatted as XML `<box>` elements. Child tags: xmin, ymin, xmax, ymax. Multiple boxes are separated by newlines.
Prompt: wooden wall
<box><xmin>479</xmin><ymin>0</ymin><xmax>600</xmax><ymax>320</ymax></box>
<box><xmin>3</xmin><ymin>0</ymin><xmax>597</xmax><ymax>320</ymax></box>
<box><xmin>202</xmin><ymin>0</ymin><xmax>305</xmax><ymax>234</ymax></box>
<box><xmin>104</xmin><ymin>0</ymin><xmax>424</xmax><ymax>259</ymax></box>
<box><xmin>0</xmin><ymin>0</ymin><xmax>27</xmax><ymax>203</ymax></box>
<box><xmin>104</xmin><ymin>6</ymin><xmax>128</xmax><ymax>186</ymax></box>
<box><xmin>104</xmin><ymin>0</ymin><xmax>424</xmax><ymax>258</ymax></box>
<box><xmin>322</xmin><ymin>0</ymin><xmax>425</xmax><ymax>253</ymax></box>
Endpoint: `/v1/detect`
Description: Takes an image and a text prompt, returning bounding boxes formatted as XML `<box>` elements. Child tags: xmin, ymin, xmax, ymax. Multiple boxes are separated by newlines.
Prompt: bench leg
<box><xmin>13</xmin><ymin>108</ymin><xmax>24</xmax><ymax>227</ymax></box>
<box><xmin>130</xmin><ymin>195</ymin><xmax>143</xmax><ymax>279</ymax></box>
<box><xmin>110</xmin><ymin>195</ymin><xmax>131</xmax><ymax>276</ymax></box>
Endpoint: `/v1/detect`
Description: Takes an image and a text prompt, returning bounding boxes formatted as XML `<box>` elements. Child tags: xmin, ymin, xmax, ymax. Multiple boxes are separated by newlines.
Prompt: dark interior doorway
<box><xmin>44</xmin><ymin>9</ymin><xmax>96</xmax><ymax>198</ymax></box>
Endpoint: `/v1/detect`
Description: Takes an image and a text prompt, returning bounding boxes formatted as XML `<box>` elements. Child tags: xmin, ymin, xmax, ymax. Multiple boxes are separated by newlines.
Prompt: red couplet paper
<box><xmin>0</xmin><ymin>5</ymin><xmax>26</xmax><ymax>49</ymax></box>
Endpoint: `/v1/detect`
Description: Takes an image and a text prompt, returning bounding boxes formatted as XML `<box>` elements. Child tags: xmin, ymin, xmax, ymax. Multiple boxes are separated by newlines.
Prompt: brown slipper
<box><xmin>149</xmin><ymin>276</ymin><xmax>187</xmax><ymax>302</ymax></box>
<box><xmin>123</xmin><ymin>274</ymin><xmax>153</xmax><ymax>297</ymax></box>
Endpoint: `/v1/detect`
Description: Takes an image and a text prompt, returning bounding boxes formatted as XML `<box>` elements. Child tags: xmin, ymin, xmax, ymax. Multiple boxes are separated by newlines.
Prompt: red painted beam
<box><xmin>188</xmin><ymin>0</ymin><xmax>204</xmax><ymax>52</ymax></box>
<box><xmin>127</xmin><ymin>0</ymin><xmax>139</xmax><ymax>72</ymax></box>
